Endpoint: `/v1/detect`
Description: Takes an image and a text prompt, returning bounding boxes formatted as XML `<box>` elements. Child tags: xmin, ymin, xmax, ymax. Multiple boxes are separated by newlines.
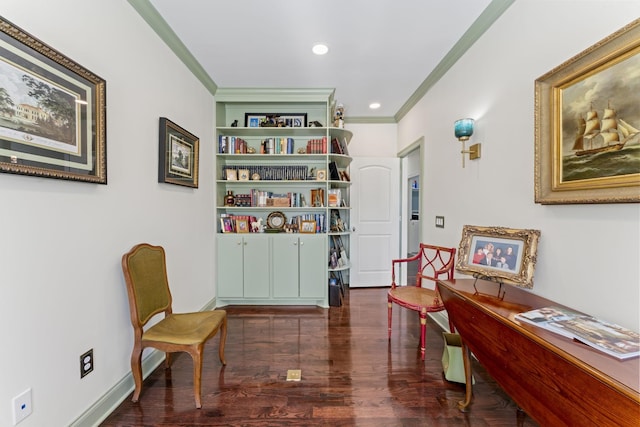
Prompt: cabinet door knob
<box><xmin>300</xmin><ymin>241</ymin><xmax>304</xmax><ymax>246</ymax></box>
<box><xmin>293</xmin><ymin>242</ymin><xmax>298</xmax><ymax>246</ymax></box>
<box><xmin>352</xmin><ymin>226</ymin><xmax>356</xmax><ymax>232</ymax></box>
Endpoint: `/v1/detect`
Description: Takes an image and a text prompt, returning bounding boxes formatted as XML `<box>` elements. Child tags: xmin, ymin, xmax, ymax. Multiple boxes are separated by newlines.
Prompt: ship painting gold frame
<box><xmin>456</xmin><ymin>225</ymin><xmax>540</xmax><ymax>289</ymax></box>
<box><xmin>535</xmin><ymin>18</ymin><xmax>640</xmax><ymax>204</ymax></box>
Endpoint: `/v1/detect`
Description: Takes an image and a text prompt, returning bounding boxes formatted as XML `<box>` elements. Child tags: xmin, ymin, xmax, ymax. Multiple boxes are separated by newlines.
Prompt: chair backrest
<box><xmin>122</xmin><ymin>243</ymin><xmax>173</xmax><ymax>330</ymax></box>
<box><xmin>413</xmin><ymin>243</ymin><xmax>456</xmax><ymax>287</ymax></box>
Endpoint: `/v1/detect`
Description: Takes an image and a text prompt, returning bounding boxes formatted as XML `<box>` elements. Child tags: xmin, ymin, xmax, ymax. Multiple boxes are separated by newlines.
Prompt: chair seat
<box><xmin>388</xmin><ymin>286</ymin><xmax>444</xmax><ymax>312</ymax></box>
<box><xmin>143</xmin><ymin>310</ymin><xmax>227</xmax><ymax>346</ymax></box>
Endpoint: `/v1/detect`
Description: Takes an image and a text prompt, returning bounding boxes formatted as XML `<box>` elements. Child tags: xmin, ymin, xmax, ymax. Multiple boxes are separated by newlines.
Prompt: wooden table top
<box><xmin>437</xmin><ymin>278</ymin><xmax>639</xmax><ymax>400</ymax></box>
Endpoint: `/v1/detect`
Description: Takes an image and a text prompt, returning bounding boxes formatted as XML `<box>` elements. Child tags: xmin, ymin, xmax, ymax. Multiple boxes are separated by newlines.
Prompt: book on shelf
<box><xmin>515</xmin><ymin>306</ymin><xmax>640</xmax><ymax>360</ymax></box>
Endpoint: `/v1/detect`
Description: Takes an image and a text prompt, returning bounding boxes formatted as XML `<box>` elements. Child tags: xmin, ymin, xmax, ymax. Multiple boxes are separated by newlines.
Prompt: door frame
<box><xmin>398</xmin><ymin>137</ymin><xmax>424</xmax><ymax>287</ymax></box>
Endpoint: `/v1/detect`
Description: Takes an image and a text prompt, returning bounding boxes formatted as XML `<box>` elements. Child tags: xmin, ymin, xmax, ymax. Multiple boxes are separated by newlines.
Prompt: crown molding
<box><xmin>394</xmin><ymin>0</ymin><xmax>515</xmax><ymax>122</ymax></box>
<box><xmin>127</xmin><ymin>0</ymin><xmax>218</xmax><ymax>95</ymax></box>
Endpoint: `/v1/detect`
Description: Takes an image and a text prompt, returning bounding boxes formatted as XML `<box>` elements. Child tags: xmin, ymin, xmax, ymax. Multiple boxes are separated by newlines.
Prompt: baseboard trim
<box><xmin>429</xmin><ymin>310</ymin><xmax>450</xmax><ymax>332</ymax></box>
<box><xmin>70</xmin><ymin>297</ymin><xmax>217</xmax><ymax>427</ymax></box>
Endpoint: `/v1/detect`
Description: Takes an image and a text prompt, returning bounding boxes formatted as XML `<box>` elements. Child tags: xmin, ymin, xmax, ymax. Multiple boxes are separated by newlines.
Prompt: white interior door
<box><xmin>349</xmin><ymin>157</ymin><xmax>400</xmax><ymax>287</ymax></box>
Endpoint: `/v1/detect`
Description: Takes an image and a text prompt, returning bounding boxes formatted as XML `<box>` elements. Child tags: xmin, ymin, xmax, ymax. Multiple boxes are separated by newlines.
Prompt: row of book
<box><xmin>218</xmin><ymin>136</ymin><xmax>249</xmax><ymax>154</ymax></box>
<box><xmin>331</xmin><ymin>137</ymin><xmax>350</xmax><ymax>156</ymax></box>
<box><xmin>306</xmin><ymin>137</ymin><xmax>327</xmax><ymax>154</ymax></box>
<box><xmin>329</xmin><ymin>235</ymin><xmax>349</xmax><ymax>269</ymax></box>
<box><xmin>515</xmin><ymin>306</ymin><xmax>640</xmax><ymax>360</ymax></box>
<box><xmin>222</xmin><ymin>165</ymin><xmax>309</xmax><ymax>181</ymax></box>
<box><xmin>218</xmin><ymin>136</ymin><xmax>333</xmax><ymax>155</ymax></box>
<box><xmin>249</xmin><ymin>190</ymin><xmax>304</xmax><ymax>208</ymax></box>
<box><xmin>219</xmin><ymin>213</ymin><xmax>327</xmax><ymax>233</ymax></box>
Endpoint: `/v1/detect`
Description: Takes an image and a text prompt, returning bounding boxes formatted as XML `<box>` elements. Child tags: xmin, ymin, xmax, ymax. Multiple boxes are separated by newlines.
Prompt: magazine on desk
<box><xmin>515</xmin><ymin>306</ymin><xmax>640</xmax><ymax>360</ymax></box>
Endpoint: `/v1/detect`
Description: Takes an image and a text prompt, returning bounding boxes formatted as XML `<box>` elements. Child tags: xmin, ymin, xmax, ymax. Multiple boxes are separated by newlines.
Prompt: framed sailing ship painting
<box><xmin>535</xmin><ymin>19</ymin><xmax>640</xmax><ymax>204</ymax></box>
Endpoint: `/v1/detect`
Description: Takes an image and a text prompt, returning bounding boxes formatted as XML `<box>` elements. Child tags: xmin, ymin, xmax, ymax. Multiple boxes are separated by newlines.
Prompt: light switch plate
<box><xmin>435</xmin><ymin>216</ymin><xmax>445</xmax><ymax>228</ymax></box>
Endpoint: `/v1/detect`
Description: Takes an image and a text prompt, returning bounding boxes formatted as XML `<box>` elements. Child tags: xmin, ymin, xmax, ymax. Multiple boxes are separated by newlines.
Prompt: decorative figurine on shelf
<box><xmin>230</xmin><ymin>119</ymin><xmax>238</xmax><ymax>127</ymax></box>
<box><xmin>333</xmin><ymin>103</ymin><xmax>344</xmax><ymax>128</ymax></box>
<box><xmin>251</xmin><ymin>217</ymin><xmax>264</xmax><ymax>233</ymax></box>
<box><xmin>297</xmin><ymin>147</ymin><xmax>307</xmax><ymax>154</ymax></box>
<box><xmin>224</xmin><ymin>190</ymin><xmax>235</xmax><ymax>207</ymax></box>
<box><xmin>247</xmin><ymin>146</ymin><xmax>256</xmax><ymax>154</ymax></box>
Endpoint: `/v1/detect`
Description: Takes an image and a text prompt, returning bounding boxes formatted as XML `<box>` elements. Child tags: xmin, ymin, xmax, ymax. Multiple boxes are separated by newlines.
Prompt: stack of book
<box><xmin>515</xmin><ymin>306</ymin><xmax>640</xmax><ymax>360</ymax></box>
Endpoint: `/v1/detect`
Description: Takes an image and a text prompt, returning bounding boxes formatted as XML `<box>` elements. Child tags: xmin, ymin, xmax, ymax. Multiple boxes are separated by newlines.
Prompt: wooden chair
<box><xmin>121</xmin><ymin>243</ymin><xmax>227</xmax><ymax>408</ymax></box>
<box><xmin>387</xmin><ymin>243</ymin><xmax>456</xmax><ymax>360</ymax></box>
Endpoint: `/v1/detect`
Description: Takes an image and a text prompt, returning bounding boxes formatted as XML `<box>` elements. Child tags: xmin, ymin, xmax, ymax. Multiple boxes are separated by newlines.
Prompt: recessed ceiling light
<box><xmin>369</xmin><ymin>102</ymin><xmax>381</xmax><ymax>109</ymax></box>
<box><xmin>312</xmin><ymin>43</ymin><xmax>329</xmax><ymax>55</ymax></box>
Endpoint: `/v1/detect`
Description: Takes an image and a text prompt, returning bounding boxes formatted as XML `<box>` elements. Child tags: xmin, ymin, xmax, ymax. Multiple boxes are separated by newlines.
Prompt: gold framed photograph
<box><xmin>225</xmin><ymin>169</ymin><xmax>237</xmax><ymax>180</ymax></box>
<box><xmin>535</xmin><ymin>19</ymin><xmax>640</xmax><ymax>204</ymax></box>
<box><xmin>236</xmin><ymin>218</ymin><xmax>249</xmax><ymax>233</ymax></box>
<box><xmin>316</xmin><ymin>169</ymin><xmax>327</xmax><ymax>181</ymax></box>
<box><xmin>300</xmin><ymin>220</ymin><xmax>317</xmax><ymax>234</ymax></box>
<box><xmin>238</xmin><ymin>169</ymin><xmax>250</xmax><ymax>181</ymax></box>
<box><xmin>455</xmin><ymin>225</ymin><xmax>541</xmax><ymax>289</ymax></box>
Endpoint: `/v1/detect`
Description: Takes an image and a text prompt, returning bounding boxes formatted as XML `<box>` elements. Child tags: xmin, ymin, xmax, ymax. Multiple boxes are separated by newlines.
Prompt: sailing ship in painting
<box><xmin>572</xmin><ymin>103</ymin><xmax>640</xmax><ymax>156</ymax></box>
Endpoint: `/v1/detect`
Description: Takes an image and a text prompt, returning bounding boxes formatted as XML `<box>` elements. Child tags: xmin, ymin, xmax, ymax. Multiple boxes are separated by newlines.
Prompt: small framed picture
<box><xmin>236</xmin><ymin>219</ymin><xmax>249</xmax><ymax>233</ymax></box>
<box><xmin>456</xmin><ymin>225</ymin><xmax>541</xmax><ymax>288</ymax></box>
<box><xmin>316</xmin><ymin>169</ymin><xmax>327</xmax><ymax>181</ymax></box>
<box><xmin>238</xmin><ymin>169</ymin><xmax>250</xmax><ymax>181</ymax></box>
<box><xmin>220</xmin><ymin>217</ymin><xmax>234</xmax><ymax>233</ymax></box>
<box><xmin>159</xmin><ymin>117</ymin><xmax>199</xmax><ymax>188</ymax></box>
<box><xmin>225</xmin><ymin>169</ymin><xmax>237</xmax><ymax>180</ymax></box>
<box><xmin>300</xmin><ymin>220</ymin><xmax>317</xmax><ymax>234</ymax></box>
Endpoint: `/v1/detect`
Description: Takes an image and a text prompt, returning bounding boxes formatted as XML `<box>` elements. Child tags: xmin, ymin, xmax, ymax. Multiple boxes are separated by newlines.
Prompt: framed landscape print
<box><xmin>0</xmin><ymin>16</ymin><xmax>107</xmax><ymax>183</ymax></box>
<box><xmin>535</xmin><ymin>18</ymin><xmax>640</xmax><ymax>204</ymax></box>
<box><xmin>456</xmin><ymin>225</ymin><xmax>541</xmax><ymax>289</ymax></box>
<box><xmin>158</xmin><ymin>117</ymin><xmax>199</xmax><ymax>188</ymax></box>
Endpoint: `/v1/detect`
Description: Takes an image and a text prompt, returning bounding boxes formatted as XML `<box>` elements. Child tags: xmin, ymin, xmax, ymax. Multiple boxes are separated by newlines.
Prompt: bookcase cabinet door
<box><xmin>272</xmin><ymin>235</ymin><xmax>326</xmax><ymax>299</ymax></box>
<box><xmin>298</xmin><ymin>235</ymin><xmax>326</xmax><ymax>298</ymax></box>
<box><xmin>217</xmin><ymin>235</ymin><xmax>269</xmax><ymax>298</ymax></box>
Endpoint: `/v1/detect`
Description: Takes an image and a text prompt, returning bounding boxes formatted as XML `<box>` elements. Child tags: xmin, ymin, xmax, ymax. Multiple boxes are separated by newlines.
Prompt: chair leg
<box><xmin>191</xmin><ymin>347</ymin><xmax>204</xmax><ymax>409</ymax></box>
<box><xmin>419</xmin><ymin>308</ymin><xmax>427</xmax><ymax>360</ymax></box>
<box><xmin>387</xmin><ymin>300</ymin><xmax>393</xmax><ymax>340</ymax></box>
<box><xmin>130</xmin><ymin>344</ymin><xmax>143</xmax><ymax>403</ymax></box>
<box><xmin>219</xmin><ymin>315</ymin><xmax>228</xmax><ymax>366</ymax></box>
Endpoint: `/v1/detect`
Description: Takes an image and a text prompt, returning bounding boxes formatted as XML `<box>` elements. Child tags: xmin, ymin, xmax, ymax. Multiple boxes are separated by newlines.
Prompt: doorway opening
<box><xmin>398</xmin><ymin>138</ymin><xmax>423</xmax><ymax>287</ymax></box>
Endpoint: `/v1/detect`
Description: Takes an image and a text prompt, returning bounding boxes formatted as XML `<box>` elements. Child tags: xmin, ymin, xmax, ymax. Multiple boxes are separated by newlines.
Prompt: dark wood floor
<box><xmin>102</xmin><ymin>287</ymin><xmax>539</xmax><ymax>426</ymax></box>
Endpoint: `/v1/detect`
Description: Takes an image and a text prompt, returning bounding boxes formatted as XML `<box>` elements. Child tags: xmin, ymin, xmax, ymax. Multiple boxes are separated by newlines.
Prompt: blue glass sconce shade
<box><xmin>454</xmin><ymin>118</ymin><xmax>474</xmax><ymax>141</ymax></box>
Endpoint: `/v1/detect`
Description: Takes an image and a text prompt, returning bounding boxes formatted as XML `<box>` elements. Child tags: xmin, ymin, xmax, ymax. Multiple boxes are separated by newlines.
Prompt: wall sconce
<box><xmin>454</xmin><ymin>118</ymin><xmax>481</xmax><ymax>167</ymax></box>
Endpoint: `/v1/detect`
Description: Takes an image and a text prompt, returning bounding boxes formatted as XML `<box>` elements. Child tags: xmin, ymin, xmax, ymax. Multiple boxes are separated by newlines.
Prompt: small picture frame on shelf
<box><xmin>236</xmin><ymin>219</ymin><xmax>249</xmax><ymax>233</ymax></box>
<box><xmin>316</xmin><ymin>169</ymin><xmax>327</xmax><ymax>181</ymax></box>
<box><xmin>238</xmin><ymin>169</ymin><xmax>250</xmax><ymax>181</ymax></box>
<box><xmin>300</xmin><ymin>220</ymin><xmax>317</xmax><ymax>234</ymax></box>
<box><xmin>244</xmin><ymin>113</ymin><xmax>307</xmax><ymax>128</ymax></box>
<box><xmin>225</xmin><ymin>169</ymin><xmax>237</xmax><ymax>180</ymax></box>
<box><xmin>220</xmin><ymin>217</ymin><xmax>234</xmax><ymax>233</ymax></box>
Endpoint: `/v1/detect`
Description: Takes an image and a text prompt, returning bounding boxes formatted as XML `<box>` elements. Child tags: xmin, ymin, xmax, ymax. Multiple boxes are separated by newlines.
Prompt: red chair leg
<box><xmin>419</xmin><ymin>308</ymin><xmax>427</xmax><ymax>360</ymax></box>
<box><xmin>387</xmin><ymin>300</ymin><xmax>393</xmax><ymax>340</ymax></box>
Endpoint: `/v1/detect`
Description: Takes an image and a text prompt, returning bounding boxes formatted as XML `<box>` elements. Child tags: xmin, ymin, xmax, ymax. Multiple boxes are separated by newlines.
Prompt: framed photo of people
<box><xmin>456</xmin><ymin>225</ymin><xmax>541</xmax><ymax>289</ymax></box>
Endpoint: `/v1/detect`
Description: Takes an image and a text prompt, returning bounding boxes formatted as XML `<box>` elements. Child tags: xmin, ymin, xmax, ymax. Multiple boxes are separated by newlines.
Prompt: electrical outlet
<box><xmin>12</xmin><ymin>388</ymin><xmax>32</xmax><ymax>425</ymax></box>
<box><xmin>80</xmin><ymin>349</ymin><xmax>94</xmax><ymax>378</ymax></box>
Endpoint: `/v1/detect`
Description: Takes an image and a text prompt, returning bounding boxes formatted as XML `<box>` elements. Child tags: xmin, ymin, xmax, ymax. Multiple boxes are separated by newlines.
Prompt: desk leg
<box><xmin>458</xmin><ymin>339</ymin><xmax>473</xmax><ymax>412</ymax></box>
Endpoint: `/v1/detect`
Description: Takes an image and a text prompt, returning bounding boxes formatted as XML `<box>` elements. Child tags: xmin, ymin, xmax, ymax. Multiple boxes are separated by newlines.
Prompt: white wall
<box><xmin>398</xmin><ymin>0</ymin><xmax>640</xmax><ymax>331</ymax></box>
<box><xmin>0</xmin><ymin>1</ymin><xmax>216</xmax><ymax>426</ymax></box>
<box><xmin>347</xmin><ymin>123</ymin><xmax>397</xmax><ymax>157</ymax></box>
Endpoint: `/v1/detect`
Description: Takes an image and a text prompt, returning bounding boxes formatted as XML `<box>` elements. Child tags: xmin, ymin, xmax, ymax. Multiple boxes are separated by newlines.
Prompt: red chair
<box><xmin>387</xmin><ymin>243</ymin><xmax>456</xmax><ymax>360</ymax></box>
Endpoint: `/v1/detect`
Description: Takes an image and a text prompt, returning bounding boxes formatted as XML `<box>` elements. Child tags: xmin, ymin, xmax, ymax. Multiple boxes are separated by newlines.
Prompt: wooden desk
<box><xmin>437</xmin><ymin>278</ymin><xmax>640</xmax><ymax>426</ymax></box>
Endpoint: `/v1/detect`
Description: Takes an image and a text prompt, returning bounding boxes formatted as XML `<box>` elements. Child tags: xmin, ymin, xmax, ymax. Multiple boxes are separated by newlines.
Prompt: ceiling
<box><xmin>132</xmin><ymin>0</ymin><xmax>511</xmax><ymax>122</ymax></box>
